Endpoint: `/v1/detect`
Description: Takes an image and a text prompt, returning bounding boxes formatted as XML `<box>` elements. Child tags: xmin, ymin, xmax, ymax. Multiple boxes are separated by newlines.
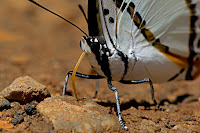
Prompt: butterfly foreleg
<box><xmin>107</xmin><ymin>80</ymin><xmax>128</xmax><ymax>130</ymax></box>
<box><xmin>62</xmin><ymin>71</ymin><xmax>104</xmax><ymax>96</ymax></box>
<box><xmin>119</xmin><ymin>78</ymin><xmax>165</xmax><ymax>111</ymax></box>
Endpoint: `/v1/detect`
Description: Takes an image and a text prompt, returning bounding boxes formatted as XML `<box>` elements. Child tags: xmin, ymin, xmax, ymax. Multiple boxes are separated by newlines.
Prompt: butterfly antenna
<box><xmin>78</xmin><ymin>4</ymin><xmax>88</xmax><ymax>24</ymax></box>
<box><xmin>28</xmin><ymin>0</ymin><xmax>88</xmax><ymax>37</ymax></box>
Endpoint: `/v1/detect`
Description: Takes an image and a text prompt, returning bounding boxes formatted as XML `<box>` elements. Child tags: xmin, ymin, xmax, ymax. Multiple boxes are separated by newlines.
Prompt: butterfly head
<box><xmin>80</xmin><ymin>36</ymin><xmax>100</xmax><ymax>54</ymax></box>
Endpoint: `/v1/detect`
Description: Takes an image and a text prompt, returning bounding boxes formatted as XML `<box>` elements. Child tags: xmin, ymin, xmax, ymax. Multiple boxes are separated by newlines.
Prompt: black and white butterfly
<box><xmin>69</xmin><ymin>0</ymin><xmax>200</xmax><ymax>129</ymax></box>
<box><xmin>30</xmin><ymin>0</ymin><xmax>200</xmax><ymax>130</ymax></box>
<box><xmin>77</xmin><ymin>0</ymin><xmax>200</xmax><ymax>129</ymax></box>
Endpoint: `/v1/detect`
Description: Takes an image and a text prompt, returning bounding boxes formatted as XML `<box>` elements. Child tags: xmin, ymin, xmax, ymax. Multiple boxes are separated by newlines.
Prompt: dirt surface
<box><xmin>0</xmin><ymin>0</ymin><xmax>199</xmax><ymax>132</ymax></box>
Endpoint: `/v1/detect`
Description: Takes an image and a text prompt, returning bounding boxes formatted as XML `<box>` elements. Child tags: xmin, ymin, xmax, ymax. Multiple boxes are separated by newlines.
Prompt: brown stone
<box><xmin>0</xmin><ymin>76</ymin><xmax>51</xmax><ymax>104</ymax></box>
<box><xmin>37</xmin><ymin>96</ymin><xmax>121</xmax><ymax>132</ymax></box>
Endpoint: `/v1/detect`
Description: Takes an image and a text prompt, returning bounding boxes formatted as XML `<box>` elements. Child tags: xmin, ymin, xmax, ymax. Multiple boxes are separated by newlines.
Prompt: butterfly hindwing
<box><xmin>97</xmin><ymin>0</ymin><xmax>200</xmax><ymax>82</ymax></box>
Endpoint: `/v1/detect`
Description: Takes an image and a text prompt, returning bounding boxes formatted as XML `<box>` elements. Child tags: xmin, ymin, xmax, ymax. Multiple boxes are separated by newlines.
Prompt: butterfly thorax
<box><xmin>80</xmin><ymin>36</ymin><xmax>137</xmax><ymax>81</ymax></box>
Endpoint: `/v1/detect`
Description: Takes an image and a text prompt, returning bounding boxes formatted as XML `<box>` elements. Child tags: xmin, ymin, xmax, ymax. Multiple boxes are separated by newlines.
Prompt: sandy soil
<box><xmin>0</xmin><ymin>0</ymin><xmax>199</xmax><ymax>132</ymax></box>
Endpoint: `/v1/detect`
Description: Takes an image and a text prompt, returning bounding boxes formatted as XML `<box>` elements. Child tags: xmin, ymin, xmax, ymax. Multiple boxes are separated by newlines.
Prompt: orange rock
<box><xmin>0</xmin><ymin>120</ymin><xmax>14</xmax><ymax>129</ymax></box>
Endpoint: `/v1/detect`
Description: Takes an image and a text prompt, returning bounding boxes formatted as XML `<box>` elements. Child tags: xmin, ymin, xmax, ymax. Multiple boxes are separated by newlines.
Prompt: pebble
<box><xmin>3</xmin><ymin>109</ymin><xmax>15</xmax><ymax>117</ymax></box>
<box><xmin>11</xmin><ymin>115</ymin><xmax>24</xmax><ymax>125</ymax></box>
<box><xmin>37</xmin><ymin>96</ymin><xmax>121</xmax><ymax>132</ymax></box>
<box><xmin>10</xmin><ymin>119</ymin><xmax>18</xmax><ymax>126</ymax></box>
<box><xmin>0</xmin><ymin>76</ymin><xmax>51</xmax><ymax>104</ymax></box>
<box><xmin>172</xmin><ymin>124</ymin><xmax>184</xmax><ymax>131</ymax></box>
<box><xmin>24</xmin><ymin>101</ymin><xmax>38</xmax><ymax>115</ymax></box>
<box><xmin>0</xmin><ymin>96</ymin><xmax>10</xmax><ymax>111</ymax></box>
<box><xmin>37</xmin><ymin>117</ymin><xmax>43</xmax><ymax>122</ymax></box>
<box><xmin>10</xmin><ymin>102</ymin><xmax>21</xmax><ymax>110</ymax></box>
<box><xmin>16</xmin><ymin>110</ymin><xmax>24</xmax><ymax>115</ymax></box>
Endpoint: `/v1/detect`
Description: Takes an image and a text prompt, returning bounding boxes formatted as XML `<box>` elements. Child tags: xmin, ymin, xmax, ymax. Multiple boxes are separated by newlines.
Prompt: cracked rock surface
<box><xmin>37</xmin><ymin>96</ymin><xmax>121</xmax><ymax>132</ymax></box>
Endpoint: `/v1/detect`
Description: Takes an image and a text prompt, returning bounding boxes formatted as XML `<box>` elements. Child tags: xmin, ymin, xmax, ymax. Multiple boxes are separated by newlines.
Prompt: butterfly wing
<box><xmin>88</xmin><ymin>0</ymin><xmax>103</xmax><ymax>36</ymax></box>
<box><xmin>98</xmin><ymin>0</ymin><xmax>200</xmax><ymax>81</ymax></box>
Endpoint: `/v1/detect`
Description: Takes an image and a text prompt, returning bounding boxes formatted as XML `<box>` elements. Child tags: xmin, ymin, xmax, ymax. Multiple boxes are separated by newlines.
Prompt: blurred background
<box><xmin>0</xmin><ymin>0</ymin><xmax>199</xmax><ymax>103</ymax></box>
<box><xmin>0</xmin><ymin>0</ymin><xmax>96</xmax><ymax>95</ymax></box>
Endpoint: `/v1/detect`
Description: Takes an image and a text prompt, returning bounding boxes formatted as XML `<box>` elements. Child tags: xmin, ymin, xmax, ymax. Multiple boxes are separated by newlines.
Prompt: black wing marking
<box><xmin>88</xmin><ymin>0</ymin><xmax>103</xmax><ymax>36</ymax></box>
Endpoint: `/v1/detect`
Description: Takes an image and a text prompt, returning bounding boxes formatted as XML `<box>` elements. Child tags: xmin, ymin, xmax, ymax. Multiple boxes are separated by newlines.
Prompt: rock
<box><xmin>0</xmin><ymin>76</ymin><xmax>51</xmax><ymax>104</ymax></box>
<box><xmin>15</xmin><ymin>109</ymin><xmax>24</xmax><ymax>116</ymax></box>
<box><xmin>10</xmin><ymin>118</ymin><xmax>19</xmax><ymax>126</ymax></box>
<box><xmin>37</xmin><ymin>117</ymin><xmax>43</xmax><ymax>122</ymax></box>
<box><xmin>37</xmin><ymin>96</ymin><xmax>121</xmax><ymax>132</ymax></box>
<box><xmin>0</xmin><ymin>96</ymin><xmax>10</xmax><ymax>111</ymax></box>
<box><xmin>3</xmin><ymin>109</ymin><xmax>15</xmax><ymax>117</ymax></box>
<box><xmin>24</xmin><ymin>101</ymin><xmax>38</xmax><ymax>115</ymax></box>
<box><xmin>172</xmin><ymin>124</ymin><xmax>187</xmax><ymax>131</ymax></box>
<box><xmin>11</xmin><ymin>115</ymin><xmax>24</xmax><ymax>125</ymax></box>
<box><xmin>10</xmin><ymin>102</ymin><xmax>21</xmax><ymax>110</ymax></box>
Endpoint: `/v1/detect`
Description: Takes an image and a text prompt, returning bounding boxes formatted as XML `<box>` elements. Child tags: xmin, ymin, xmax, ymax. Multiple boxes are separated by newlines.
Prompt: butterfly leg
<box><xmin>92</xmin><ymin>78</ymin><xmax>99</xmax><ymax>98</ymax></box>
<box><xmin>119</xmin><ymin>78</ymin><xmax>165</xmax><ymax>111</ymax></box>
<box><xmin>63</xmin><ymin>71</ymin><xmax>104</xmax><ymax>96</ymax></box>
<box><xmin>107</xmin><ymin>80</ymin><xmax>128</xmax><ymax>130</ymax></box>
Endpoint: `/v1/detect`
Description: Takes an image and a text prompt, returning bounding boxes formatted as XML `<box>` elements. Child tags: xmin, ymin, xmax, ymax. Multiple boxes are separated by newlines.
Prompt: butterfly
<box><xmin>74</xmin><ymin>0</ymin><xmax>200</xmax><ymax>129</ymax></box>
<box><xmin>29</xmin><ymin>0</ymin><xmax>200</xmax><ymax>130</ymax></box>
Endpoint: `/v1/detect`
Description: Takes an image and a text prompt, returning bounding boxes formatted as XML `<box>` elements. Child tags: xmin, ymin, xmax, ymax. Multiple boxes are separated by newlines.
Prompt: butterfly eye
<box><xmin>90</xmin><ymin>42</ymin><xmax>94</xmax><ymax>47</ymax></box>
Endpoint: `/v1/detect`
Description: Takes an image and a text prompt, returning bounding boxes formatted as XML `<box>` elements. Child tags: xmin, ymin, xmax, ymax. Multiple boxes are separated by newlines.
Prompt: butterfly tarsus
<box><xmin>148</xmin><ymin>79</ymin><xmax>166</xmax><ymax>111</ymax></box>
<box><xmin>107</xmin><ymin>80</ymin><xmax>128</xmax><ymax>130</ymax></box>
<box><xmin>120</xmin><ymin>78</ymin><xmax>166</xmax><ymax>111</ymax></box>
<box><xmin>63</xmin><ymin>71</ymin><xmax>104</xmax><ymax>96</ymax></box>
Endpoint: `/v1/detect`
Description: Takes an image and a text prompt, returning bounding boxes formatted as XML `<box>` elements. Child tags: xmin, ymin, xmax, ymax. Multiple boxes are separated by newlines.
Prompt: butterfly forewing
<box><xmin>98</xmin><ymin>0</ymin><xmax>118</xmax><ymax>46</ymax></box>
<box><xmin>88</xmin><ymin>0</ymin><xmax>103</xmax><ymax>36</ymax></box>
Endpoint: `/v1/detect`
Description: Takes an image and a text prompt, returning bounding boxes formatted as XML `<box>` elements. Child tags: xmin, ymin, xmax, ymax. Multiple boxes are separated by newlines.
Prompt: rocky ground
<box><xmin>0</xmin><ymin>0</ymin><xmax>199</xmax><ymax>132</ymax></box>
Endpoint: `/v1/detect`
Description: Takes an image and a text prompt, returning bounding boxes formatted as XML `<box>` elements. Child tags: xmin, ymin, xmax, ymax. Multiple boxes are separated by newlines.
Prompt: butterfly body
<box><xmin>81</xmin><ymin>36</ymin><xmax>191</xmax><ymax>82</ymax></box>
